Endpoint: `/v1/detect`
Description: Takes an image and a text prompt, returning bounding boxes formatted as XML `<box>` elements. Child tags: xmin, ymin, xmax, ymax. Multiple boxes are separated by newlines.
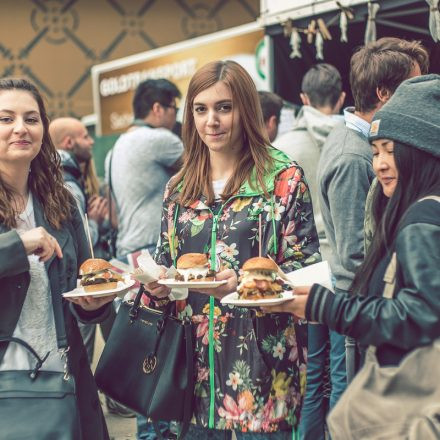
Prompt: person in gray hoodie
<box><xmin>274</xmin><ymin>63</ymin><xmax>345</xmax><ymax>440</ymax></box>
<box><xmin>274</xmin><ymin>64</ymin><xmax>345</xmax><ymax>260</ymax></box>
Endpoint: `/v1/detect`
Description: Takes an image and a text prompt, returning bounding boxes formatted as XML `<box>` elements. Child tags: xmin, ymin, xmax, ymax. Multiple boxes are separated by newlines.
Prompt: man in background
<box><xmin>274</xmin><ymin>63</ymin><xmax>346</xmax><ymax>440</ymax></box>
<box><xmin>258</xmin><ymin>90</ymin><xmax>284</xmax><ymax>143</ymax></box>
<box><xmin>106</xmin><ymin>79</ymin><xmax>183</xmax><ymax>262</ymax></box>
<box><xmin>50</xmin><ymin>117</ymin><xmax>108</xmax><ymax>251</ymax></box>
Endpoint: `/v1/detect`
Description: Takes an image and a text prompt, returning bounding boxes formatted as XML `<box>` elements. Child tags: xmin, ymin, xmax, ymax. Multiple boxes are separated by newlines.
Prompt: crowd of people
<box><xmin>0</xmin><ymin>34</ymin><xmax>439</xmax><ymax>440</ymax></box>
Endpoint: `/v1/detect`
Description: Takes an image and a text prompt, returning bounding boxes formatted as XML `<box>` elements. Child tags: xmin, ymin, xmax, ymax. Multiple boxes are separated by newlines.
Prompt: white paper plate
<box><xmin>62</xmin><ymin>279</ymin><xmax>136</xmax><ymax>299</ymax></box>
<box><xmin>157</xmin><ymin>279</ymin><xmax>227</xmax><ymax>289</ymax></box>
<box><xmin>220</xmin><ymin>291</ymin><xmax>296</xmax><ymax>307</ymax></box>
<box><xmin>131</xmin><ymin>272</ymin><xmax>157</xmax><ymax>285</ymax></box>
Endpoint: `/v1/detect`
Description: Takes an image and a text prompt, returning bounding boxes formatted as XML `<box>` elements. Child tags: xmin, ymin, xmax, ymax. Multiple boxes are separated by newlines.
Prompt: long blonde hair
<box><xmin>83</xmin><ymin>158</ymin><xmax>100</xmax><ymax>198</ymax></box>
<box><xmin>170</xmin><ymin>60</ymin><xmax>273</xmax><ymax>205</ymax></box>
<box><xmin>0</xmin><ymin>78</ymin><xmax>72</xmax><ymax>229</ymax></box>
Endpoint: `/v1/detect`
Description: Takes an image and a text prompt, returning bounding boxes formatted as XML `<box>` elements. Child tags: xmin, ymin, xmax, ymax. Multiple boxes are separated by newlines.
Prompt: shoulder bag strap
<box><xmin>107</xmin><ymin>148</ymin><xmax>114</xmax><ymax>219</ymax></box>
<box><xmin>417</xmin><ymin>195</ymin><xmax>440</xmax><ymax>203</ymax></box>
<box><xmin>50</xmin><ymin>258</ymin><xmax>69</xmax><ymax>351</ymax></box>
<box><xmin>382</xmin><ymin>195</ymin><xmax>440</xmax><ymax>301</ymax></box>
<box><xmin>107</xmin><ymin>149</ymin><xmax>117</xmax><ymax>258</ymax></box>
<box><xmin>370</xmin><ymin>195</ymin><xmax>440</xmax><ymax>355</ymax></box>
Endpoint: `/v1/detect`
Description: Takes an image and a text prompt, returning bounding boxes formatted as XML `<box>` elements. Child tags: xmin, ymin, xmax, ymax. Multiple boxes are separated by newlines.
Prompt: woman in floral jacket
<box><xmin>145</xmin><ymin>60</ymin><xmax>320</xmax><ymax>439</ymax></box>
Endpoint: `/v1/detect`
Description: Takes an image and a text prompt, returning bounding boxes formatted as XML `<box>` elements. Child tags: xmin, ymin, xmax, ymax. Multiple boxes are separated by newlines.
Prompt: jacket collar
<box><xmin>174</xmin><ymin>147</ymin><xmax>292</xmax><ymax>209</ymax></box>
<box><xmin>239</xmin><ymin>147</ymin><xmax>291</xmax><ymax>195</ymax></box>
<box><xmin>33</xmin><ymin>196</ymin><xmax>69</xmax><ymax>270</ymax></box>
<box><xmin>58</xmin><ymin>149</ymin><xmax>82</xmax><ymax>180</ymax></box>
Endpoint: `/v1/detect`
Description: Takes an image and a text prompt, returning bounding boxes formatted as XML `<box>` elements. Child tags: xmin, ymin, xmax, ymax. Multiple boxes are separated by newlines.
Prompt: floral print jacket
<box><xmin>153</xmin><ymin>148</ymin><xmax>320</xmax><ymax>433</ymax></box>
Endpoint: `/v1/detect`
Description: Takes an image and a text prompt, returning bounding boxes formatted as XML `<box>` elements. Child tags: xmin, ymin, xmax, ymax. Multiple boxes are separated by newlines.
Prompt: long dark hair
<box><xmin>170</xmin><ymin>60</ymin><xmax>273</xmax><ymax>206</ymax></box>
<box><xmin>351</xmin><ymin>141</ymin><xmax>440</xmax><ymax>295</ymax></box>
<box><xmin>0</xmin><ymin>78</ymin><xmax>72</xmax><ymax>229</ymax></box>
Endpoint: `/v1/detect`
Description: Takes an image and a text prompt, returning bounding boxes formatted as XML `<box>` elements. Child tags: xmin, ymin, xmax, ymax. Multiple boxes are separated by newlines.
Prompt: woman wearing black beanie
<box><xmin>263</xmin><ymin>74</ymin><xmax>440</xmax><ymax>439</ymax></box>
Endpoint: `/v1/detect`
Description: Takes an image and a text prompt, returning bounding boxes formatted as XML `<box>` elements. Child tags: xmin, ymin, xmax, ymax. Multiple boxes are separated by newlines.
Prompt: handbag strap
<box><xmin>107</xmin><ymin>148</ymin><xmax>116</xmax><ymax>258</ymax></box>
<box><xmin>50</xmin><ymin>258</ymin><xmax>69</xmax><ymax>351</ymax></box>
<box><xmin>0</xmin><ymin>336</ymin><xmax>49</xmax><ymax>375</ymax></box>
<box><xmin>130</xmin><ymin>285</ymin><xmax>174</xmax><ymax>319</ymax></box>
<box><xmin>130</xmin><ymin>286</ymin><xmax>175</xmax><ymax>361</ymax></box>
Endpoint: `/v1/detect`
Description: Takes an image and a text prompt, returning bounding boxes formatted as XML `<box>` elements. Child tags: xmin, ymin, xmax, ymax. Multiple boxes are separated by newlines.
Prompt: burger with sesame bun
<box><xmin>237</xmin><ymin>257</ymin><xmax>283</xmax><ymax>300</ymax></box>
<box><xmin>175</xmin><ymin>253</ymin><xmax>216</xmax><ymax>282</ymax></box>
<box><xmin>79</xmin><ymin>258</ymin><xmax>124</xmax><ymax>293</ymax></box>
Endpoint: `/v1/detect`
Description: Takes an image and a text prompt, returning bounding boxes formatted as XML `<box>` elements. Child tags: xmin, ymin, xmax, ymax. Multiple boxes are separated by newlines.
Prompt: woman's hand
<box><xmin>19</xmin><ymin>227</ymin><xmax>63</xmax><ymax>262</ymax></box>
<box><xmin>87</xmin><ymin>196</ymin><xmax>109</xmax><ymax>225</ymax></box>
<box><xmin>67</xmin><ymin>294</ymin><xmax>116</xmax><ymax>311</ymax></box>
<box><xmin>260</xmin><ymin>286</ymin><xmax>311</xmax><ymax>319</ymax></box>
<box><xmin>193</xmin><ymin>269</ymin><xmax>238</xmax><ymax>299</ymax></box>
<box><xmin>144</xmin><ymin>267</ymin><xmax>171</xmax><ymax>298</ymax></box>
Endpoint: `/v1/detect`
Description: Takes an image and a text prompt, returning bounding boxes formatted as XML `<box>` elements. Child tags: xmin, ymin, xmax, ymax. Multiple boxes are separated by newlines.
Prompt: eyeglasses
<box><xmin>162</xmin><ymin>103</ymin><xmax>179</xmax><ymax>113</ymax></box>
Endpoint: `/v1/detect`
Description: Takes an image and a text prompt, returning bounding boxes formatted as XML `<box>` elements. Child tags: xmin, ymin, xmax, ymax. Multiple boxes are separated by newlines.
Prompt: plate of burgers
<box><xmin>63</xmin><ymin>258</ymin><xmax>135</xmax><ymax>298</ymax></box>
<box><xmin>221</xmin><ymin>256</ymin><xmax>295</xmax><ymax>307</ymax></box>
<box><xmin>158</xmin><ymin>253</ymin><xmax>227</xmax><ymax>289</ymax></box>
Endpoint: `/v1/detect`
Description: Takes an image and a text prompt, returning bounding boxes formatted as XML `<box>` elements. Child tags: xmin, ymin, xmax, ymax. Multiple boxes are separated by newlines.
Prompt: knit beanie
<box><xmin>369</xmin><ymin>74</ymin><xmax>440</xmax><ymax>159</ymax></box>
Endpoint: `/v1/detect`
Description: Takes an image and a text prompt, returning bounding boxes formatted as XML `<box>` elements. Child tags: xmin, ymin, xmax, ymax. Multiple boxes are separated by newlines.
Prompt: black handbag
<box><xmin>0</xmin><ymin>270</ymin><xmax>81</xmax><ymax>440</ymax></box>
<box><xmin>95</xmin><ymin>286</ymin><xmax>194</xmax><ymax>439</ymax></box>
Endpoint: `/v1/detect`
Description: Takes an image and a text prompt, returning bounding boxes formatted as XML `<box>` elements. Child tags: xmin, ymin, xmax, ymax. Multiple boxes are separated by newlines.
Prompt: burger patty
<box><xmin>81</xmin><ymin>277</ymin><xmax>121</xmax><ymax>286</ymax></box>
<box><xmin>81</xmin><ymin>269</ymin><xmax>123</xmax><ymax>286</ymax></box>
<box><xmin>238</xmin><ymin>279</ymin><xmax>283</xmax><ymax>299</ymax></box>
<box><xmin>175</xmin><ymin>269</ymin><xmax>215</xmax><ymax>281</ymax></box>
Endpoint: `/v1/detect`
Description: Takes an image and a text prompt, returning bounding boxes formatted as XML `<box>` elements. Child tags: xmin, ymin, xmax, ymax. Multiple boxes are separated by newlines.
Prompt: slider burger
<box><xmin>175</xmin><ymin>253</ymin><xmax>215</xmax><ymax>282</ymax></box>
<box><xmin>79</xmin><ymin>258</ymin><xmax>123</xmax><ymax>293</ymax></box>
<box><xmin>237</xmin><ymin>257</ymin><xmax>283</xmax><ymax>300</ymax></box>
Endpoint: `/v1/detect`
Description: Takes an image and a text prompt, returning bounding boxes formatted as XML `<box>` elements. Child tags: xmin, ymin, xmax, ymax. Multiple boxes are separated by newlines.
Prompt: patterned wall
<box><xmin>0</xmin><ymin>0</ymin><xmax>259</xmax><ymax>119</ymax></box>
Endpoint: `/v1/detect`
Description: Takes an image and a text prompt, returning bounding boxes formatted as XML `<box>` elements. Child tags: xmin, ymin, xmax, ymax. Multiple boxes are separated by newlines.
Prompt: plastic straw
<box><xmin>84</xmin><ymin>213</ymin><xmax>94</xmax><ymax>259</ymax></box>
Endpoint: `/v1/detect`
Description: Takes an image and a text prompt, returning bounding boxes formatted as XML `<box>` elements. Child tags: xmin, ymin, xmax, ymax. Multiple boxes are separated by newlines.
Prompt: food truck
<box><xmin>259</xmin><ymin>0</ymin><xmax>438</xmax><ymax>106</ymax></box>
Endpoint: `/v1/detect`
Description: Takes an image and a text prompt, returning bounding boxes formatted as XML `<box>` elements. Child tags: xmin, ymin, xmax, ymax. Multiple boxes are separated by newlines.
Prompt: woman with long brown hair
<box><xmin>0</xmin><ymin>78</ymin><xmax>113</xmax><ymax>439</ymax></box>
<box><xmin>144</xmin><ymin>61</ymin><xmax>320</xmax><ymax>439</ymax></box>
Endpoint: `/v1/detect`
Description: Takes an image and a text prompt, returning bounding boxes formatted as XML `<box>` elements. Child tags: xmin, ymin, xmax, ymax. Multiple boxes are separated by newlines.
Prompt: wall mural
<box><xmin>0</xmin><ymin>0</ymin><xmax>258</xmax><ymax>119</ymax></box>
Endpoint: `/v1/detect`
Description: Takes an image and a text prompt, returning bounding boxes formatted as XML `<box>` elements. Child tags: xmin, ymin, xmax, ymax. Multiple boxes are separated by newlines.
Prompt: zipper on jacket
<box><xmin>173</xmin><ymin>194</ymin><xmax>278</xmax><ymax>429</ymax></box>
<box><xmin>208</xmin><ymin>214</ymin><xmax>218</xmax><ymax>428</ymax></box>
<box><xmin>207</xmin><ymin>199</ymin><xmax>236</xmax><ymax>429</ymax></box>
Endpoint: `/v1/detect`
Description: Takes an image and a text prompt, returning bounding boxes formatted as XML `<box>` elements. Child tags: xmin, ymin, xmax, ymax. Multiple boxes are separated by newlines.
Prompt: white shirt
<box><xmin>344</xmin><ymin>106</ymin><xmax>371</xmax><ymax>138</ymax></box>
<box><xmin>212</xmin><ymin>179</ymin><xmax>227</xmax><ymax>200</ymax></box>
<box><xmin>0</xmin><ymin>194</ymin><xmax>63</xmax><ymax>372</ymax></box>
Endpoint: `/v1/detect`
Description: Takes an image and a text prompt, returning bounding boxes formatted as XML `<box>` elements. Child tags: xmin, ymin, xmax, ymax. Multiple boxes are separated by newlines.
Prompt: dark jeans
<box><xmin>299</xmin><ymin>324</ymin><xmax>347</xmax><ymax>440</ymax></box>
<box><xmin>186</xmin><ymin>424</ymin><xmax>293</xmax><ymax>439</ymax></box>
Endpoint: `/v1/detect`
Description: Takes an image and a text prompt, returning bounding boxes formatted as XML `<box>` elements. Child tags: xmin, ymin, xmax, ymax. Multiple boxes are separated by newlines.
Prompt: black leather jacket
<box><xmin>306</xmin><ymin>198</ymin><xmax>440</xmax><ymax>366</ymax></box>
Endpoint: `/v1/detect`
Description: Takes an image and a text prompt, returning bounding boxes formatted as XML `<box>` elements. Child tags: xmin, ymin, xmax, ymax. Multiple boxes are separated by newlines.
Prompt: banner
<box><xmin>92</xmin><ymin>23</ymin><xmax>265</xmax><ymax>136</ymax></box>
